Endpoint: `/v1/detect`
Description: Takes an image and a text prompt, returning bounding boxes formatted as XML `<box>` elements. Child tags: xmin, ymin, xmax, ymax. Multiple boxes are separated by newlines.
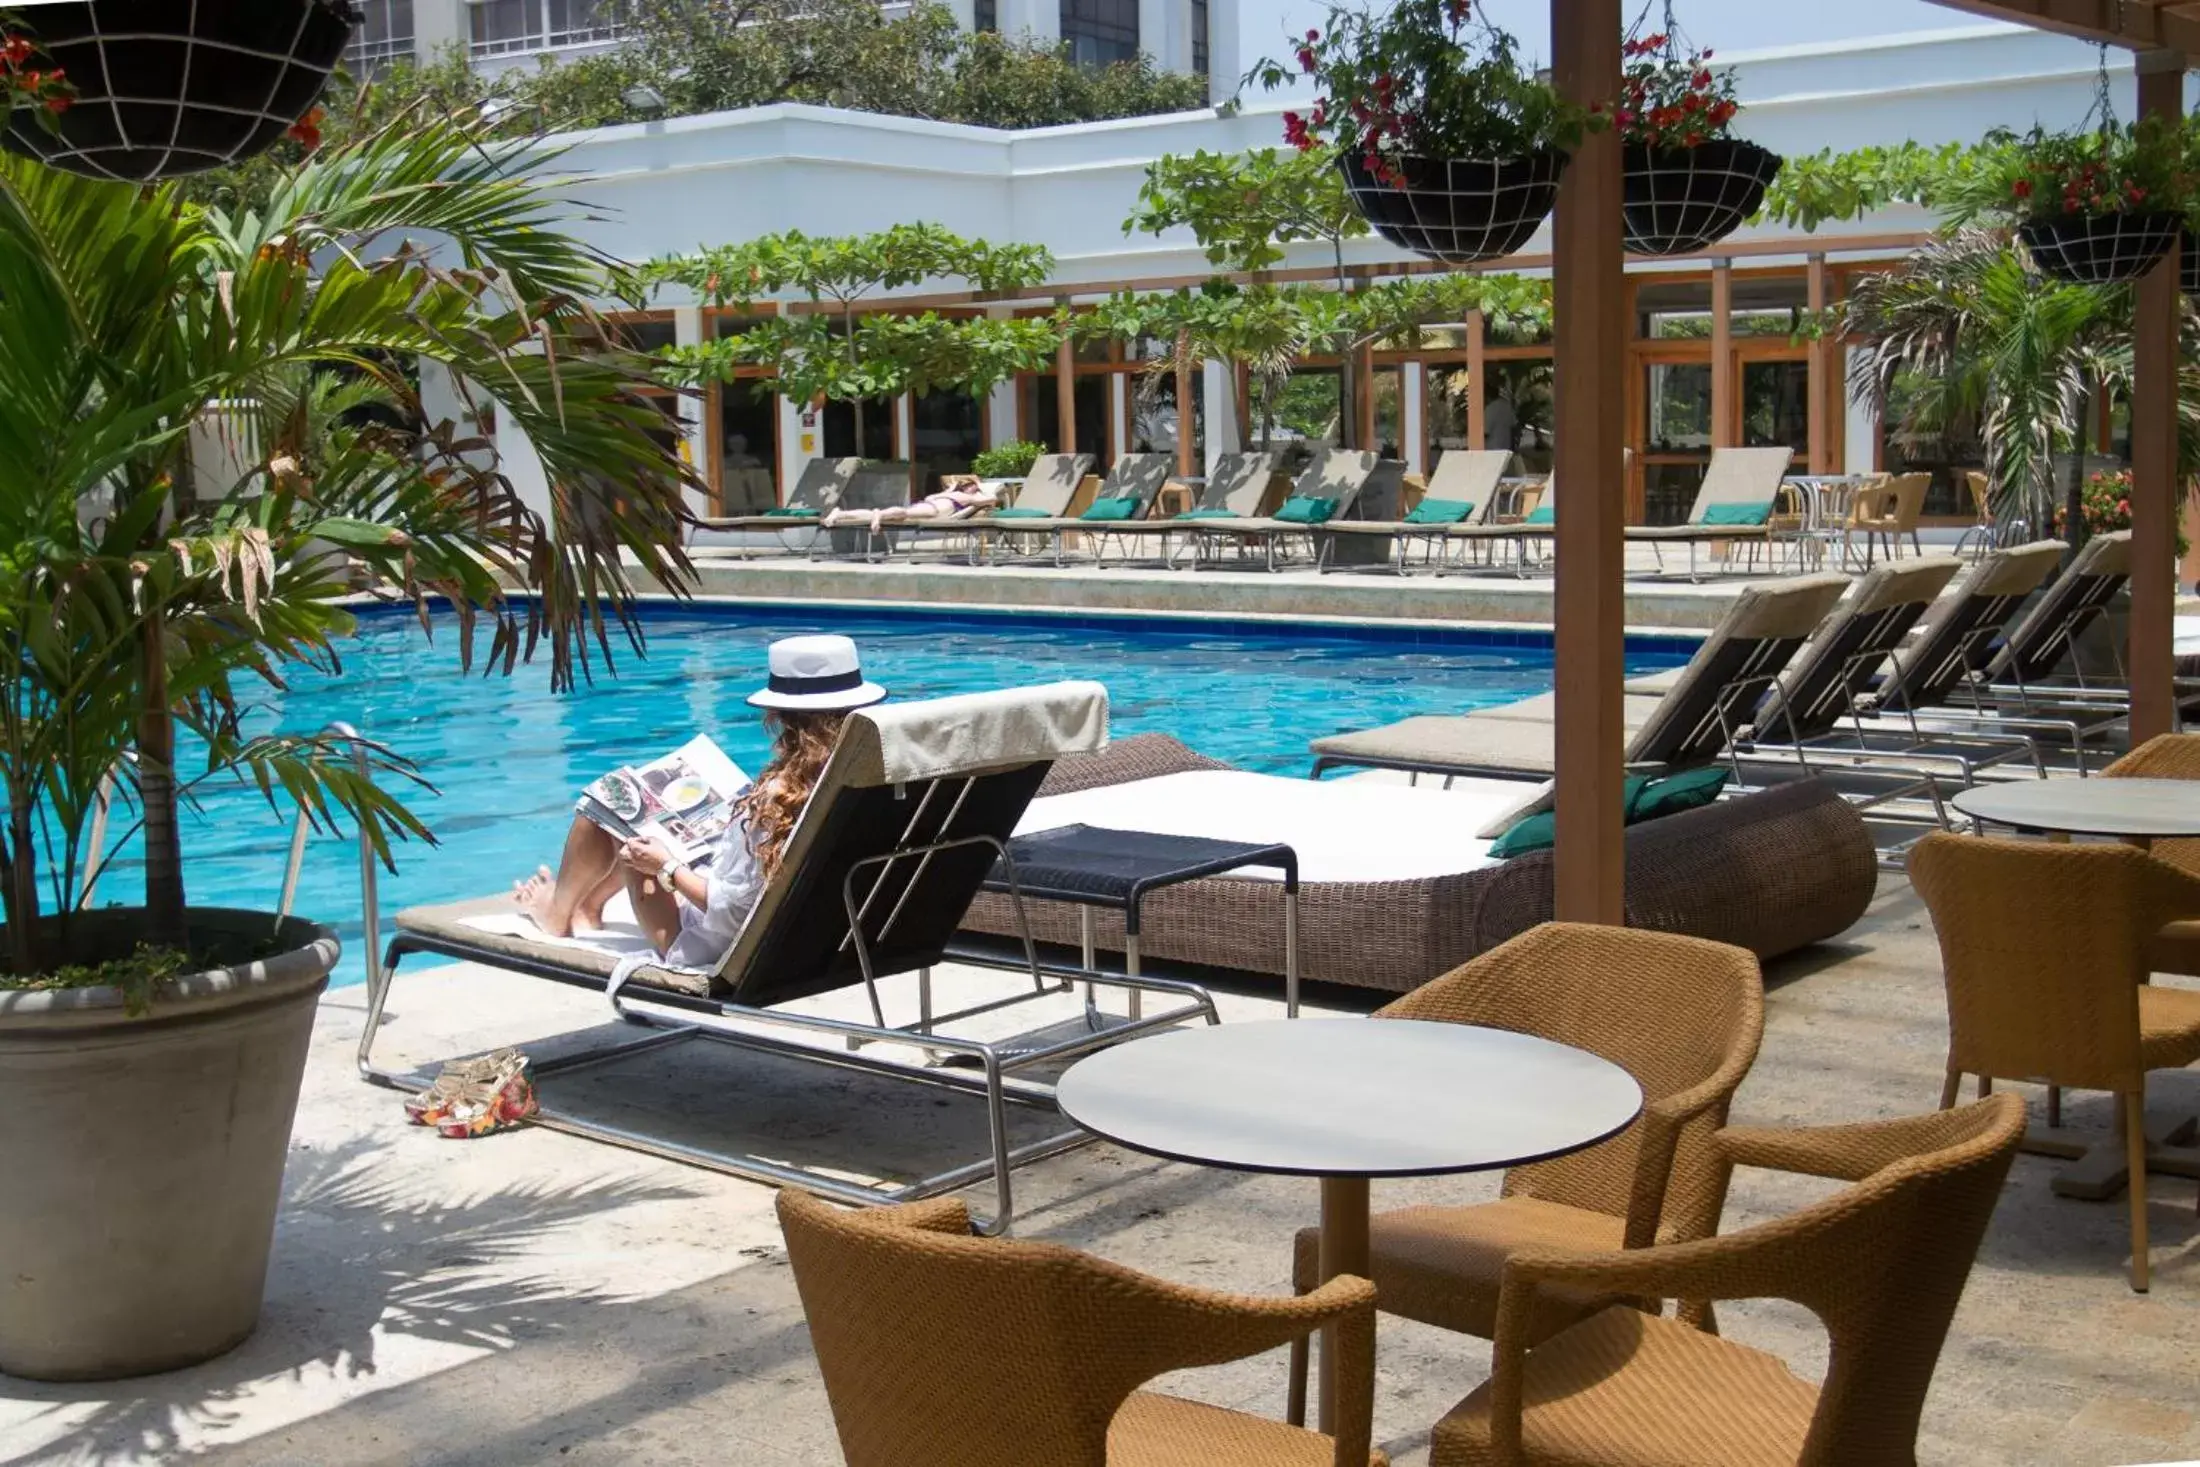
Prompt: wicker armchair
<box><xmin>1283</xmin><ymin>924</ymin><xmax>1764</xmax><ymax>1424</ymax></box>
<box><xmin>2105</xmin><ymin>733</ymin><xmax>2200</xmax><ymax>977</ymax></box>
<box><xmin>1908</xmin><ymin>833</ymin><xmax>2200</xmax><ymax>1290</ymax></box>
<box><xmin>777</xmin><ymin>1190</ymin><xmax>1386</xmax><ymax>1467</ymax></box>
<box><xmin>1427</xmin><ymin>1095</ymin><xmax>2025</xmax><ymax>1467</ymax></box>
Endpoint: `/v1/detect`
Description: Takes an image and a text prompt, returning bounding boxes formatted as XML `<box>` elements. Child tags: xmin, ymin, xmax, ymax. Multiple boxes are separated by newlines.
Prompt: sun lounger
<box><xmin>1173</xmin><ymin>448</ymin><xmax>1388</xmax><ymax>570</ymax></box>
<box><xmin>1624</xmin><ymin>446</ymin><xmax>1797</xmax><ymax>581</ymax></box>
<box><xmin>952</xmin><ymin>452</ymin><xmax>1175</xmax><ymax>566</ymax></box>
<box><xmin>1314</xmin><ymin>449</ymin><xmax>1516</xmax><ymax>574</ymax></box>
<box><xmin>956</xmin><ymin>733</ymin><xmax>1877</xmax><ymax>991</ymax></box>
<box><xmin>1095</xmin><ymin>450</ymin><xmax>1284</xmax><ymax>564</ymax></box>
<box><xmin>921</xmin><ymin>453</ymin><xmax>1095</xmax><ymax>562</ymax></box>
<box><xmin>1308</xmin><ymin>573</ymin><xmax>1849</xmax><ymax>780</ymax></box>
<box><xmin>1980</xmin><ymin>530</ymin><xmax>2132</xmax><ymax>705</ymax></box>
<box><xmin>692</xmin><ymin>456</ymin><xmax>862</xmax><ymax>542</ymax></box>
<box><xmin>812</xmin><ymin>460</ymin><xmax>918</xmax><ymax>560</ymax></box>
<box><xmin>362</xmin><ymin>682</ymin><xmax>1218</xmax><ymax>1233</ymax></box>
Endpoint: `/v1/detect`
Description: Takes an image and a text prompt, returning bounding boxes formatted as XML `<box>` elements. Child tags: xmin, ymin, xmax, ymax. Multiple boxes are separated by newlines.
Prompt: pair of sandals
<box><xmin>403</xmin><ymin>1048</ymin><xmax>538</xmax><ymax>1138</ymax></box>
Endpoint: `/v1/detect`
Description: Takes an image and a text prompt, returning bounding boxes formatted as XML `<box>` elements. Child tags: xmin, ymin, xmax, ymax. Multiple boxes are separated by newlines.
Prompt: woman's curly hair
<box><xmin>733</xmin><ymin>709</ymin><xmax>846</xmax><ymax>878</ymax></box>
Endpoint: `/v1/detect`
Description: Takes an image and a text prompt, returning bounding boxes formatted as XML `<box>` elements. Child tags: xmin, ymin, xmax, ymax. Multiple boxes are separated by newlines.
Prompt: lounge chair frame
<box><xmin>356</xmin><ymin>686</ymin><xmax>1218</xmax><ymax>1234</ymax></box>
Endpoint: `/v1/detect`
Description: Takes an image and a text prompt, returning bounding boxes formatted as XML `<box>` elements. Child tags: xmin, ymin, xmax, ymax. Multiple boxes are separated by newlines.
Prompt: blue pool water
<box><xmin>97</xmin><ymin>605</ymin><xmax>1694</xmax><ymax>986</ymax></box>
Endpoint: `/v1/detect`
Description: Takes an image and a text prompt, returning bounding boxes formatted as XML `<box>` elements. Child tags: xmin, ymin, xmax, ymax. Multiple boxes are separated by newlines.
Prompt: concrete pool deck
<box><xmin>649</xmin><ymin>544</ymin><xmax>1786</xmax><ymax>632</ymax></box>
<box><xmin>9</xmin><ymin>867</ymin><xmax>2200</xmax><ymax>1466</ymax></box>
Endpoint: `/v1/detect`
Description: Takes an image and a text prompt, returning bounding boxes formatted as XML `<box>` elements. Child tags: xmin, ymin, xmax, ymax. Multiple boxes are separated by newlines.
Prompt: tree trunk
<box><xmin>138</xmin><ymin>606</ymin><xmax>187</xmax><ymax>948</ymax></box>
<box><xmin>1337</xmin><ymin>354</ymin><xmax>1357</xmax><ymax>452</ymax></box>
<box><xmin>844</xmin><ymin>305</ymin><xmax>866</xmax><ymax>459</ymax></box>
<box><xmin>2061</xmin><ymin>389</ymin><xmax>2090</xmax><ymax>570</ymax></box>
<box><xmin>4</xmin><ymin>783</ymin><xmax>37</xmax><ymax>974</ymax></box>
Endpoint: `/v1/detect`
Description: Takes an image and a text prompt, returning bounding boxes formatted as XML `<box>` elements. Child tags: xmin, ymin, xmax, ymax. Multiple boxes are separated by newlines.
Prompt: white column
<box><xmin>1000</xmin><ymin>0</ymin><xmax>1058</xmax><ymax>41</ymax></box>
<box><xmin>780</xmin><ymin>393</ymin><xmax>810</xmax><ymax>501</ymax></box>
<box><xmin>414</xmin><ymin>0</ymin><xmax>465</xmax><ymax>58</ymax></box>
<box><xmin>941</xmin><ymin>0</ymin><xmax>977</xmax><ymax>25</ymax></box>
<box><xmin>1202</xmin><ymin>360</ymin><xmax>1238</xmax><ymax>474</ymax></box>
<box><xmin>985</xmin><ymin>302</ymin><xmax>1021</xmax><ymax>449</ymax></box>
<box><xmin>1207</xmin><ymin>0</ymin><xmax>1240</xmax><ymax>107</ymax></box>
<box><xmin>1403</xmin><ymin>362</ymin><xmax>1427</xmax><ymax>476</ymax></box>
<box><xmin>1843</xmin><ymin>346</ymin><xmax>1878</xmax><ymax>475</ymax></box>
<box><xmin>1139</xmin><ymin>0</ymin><xmax>1187</xmax><ymax>70</ymax></box>
<box><xmin>1110</xmin><ymin>373</ymin><xmax>1130</xmax><ymax>462</ymax></box>
<box><xmin>495</xmin><ymin>413</ymin><xmax>553</xmax><ymax>538</ymax></box>
<box><xmin>672</xmin><ymin>306</ymin><xmax>711</xmax><ymax>519</ymax></box>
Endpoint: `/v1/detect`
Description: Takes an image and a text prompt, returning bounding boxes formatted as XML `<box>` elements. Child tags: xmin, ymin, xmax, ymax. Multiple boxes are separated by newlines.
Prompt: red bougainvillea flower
<box><xmin>286</xmin><ymin>105</ymin><xmax>325</xmax><ymax>152</ymax></box>
<box><xmin>2012</xmin><ymin>179</ymin><xmax>2033</xmax><ymax>198</ymax></box>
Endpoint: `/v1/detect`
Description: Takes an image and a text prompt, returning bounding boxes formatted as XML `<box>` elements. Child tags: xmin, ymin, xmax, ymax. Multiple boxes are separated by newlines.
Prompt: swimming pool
<box><xmin>99</xmin><ymin>603</ymin><xmax>1695</xmax><ymax>986</ymax></box>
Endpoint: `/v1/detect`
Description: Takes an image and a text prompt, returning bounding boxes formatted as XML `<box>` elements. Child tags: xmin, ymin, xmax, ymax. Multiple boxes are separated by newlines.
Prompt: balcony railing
<box><xmin>469</xmin><ymin>0</ymin><xmax>626</xmax><ymax>57</ymax></box>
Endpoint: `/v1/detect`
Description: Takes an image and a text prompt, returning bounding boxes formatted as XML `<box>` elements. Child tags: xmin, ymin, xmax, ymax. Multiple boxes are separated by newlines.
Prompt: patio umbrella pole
<box><xmin>1551</xmin><ymin>0</ymin><xmax>1629</xmax><ymax>924</ymax></box>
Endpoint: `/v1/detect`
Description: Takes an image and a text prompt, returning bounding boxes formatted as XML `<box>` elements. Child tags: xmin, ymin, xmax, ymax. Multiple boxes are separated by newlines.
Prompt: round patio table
<box><xmin>1951</xmin><ymin>777</ymin><xmax>2200</xmax><ymax>846</ymax></box>
<box><xmin>1055</xmin><ymin>1018</ymin><xmax>1642</xmax><ymax>1434</ymax></box>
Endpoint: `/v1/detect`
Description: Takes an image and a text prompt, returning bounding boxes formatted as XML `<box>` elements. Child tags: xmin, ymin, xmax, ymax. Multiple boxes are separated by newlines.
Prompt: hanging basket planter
<box><xmin>2181</xmin><ymin>230</ymin><xmax>2200</xmax><ymax>297</ymax></box>
<box><xmin>1</xmin><ymin>0</ymin><xmax>355</xmax><ymax>181</ymax></box>
<box><xmin>1338</xmin><ymin>149</ymin><xmax>1567</xmax><ymax>267</ymax></box>
<box><xmin>1621</xmin><ymin>139</ymin><xmax>1783</xmax><ymax>255</ymax></box>
<box><xmin>2017</xmin><ymin>211</ymin><xmax>2184</xmax><ymax>285</ymax></box>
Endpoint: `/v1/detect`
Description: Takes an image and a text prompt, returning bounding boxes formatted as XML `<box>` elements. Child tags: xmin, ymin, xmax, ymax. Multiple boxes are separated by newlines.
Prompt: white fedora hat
<box><xmin>747</xmin><ymin>634</ymin><xmax>886</xmax><ymax>712</ymax></box>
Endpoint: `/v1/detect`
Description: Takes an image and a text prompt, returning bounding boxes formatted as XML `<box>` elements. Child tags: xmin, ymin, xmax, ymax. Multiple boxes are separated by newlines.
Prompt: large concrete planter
<box><xmin>0</xmin><ymin>908</ymin><xmax>337</xmax><ymax>1381</ymax></box>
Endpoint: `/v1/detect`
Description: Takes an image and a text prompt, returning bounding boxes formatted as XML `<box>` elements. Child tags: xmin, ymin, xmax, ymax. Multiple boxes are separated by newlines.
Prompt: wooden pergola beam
<box><xmin>1927</xmin><ymin>0</ymin><xmax>2200</xmax><ymax>55</ymax></box>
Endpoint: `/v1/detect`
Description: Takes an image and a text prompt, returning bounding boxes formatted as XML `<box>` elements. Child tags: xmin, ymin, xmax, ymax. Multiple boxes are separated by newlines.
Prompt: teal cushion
<box><xmin>1178</xmin><ymin>507</ymin><xmax>1240</xmax><ymax>520</ymax></box>
<box><xmin>1628</xmin><ymin>766</ymin><xmax>1730</xmax><ymax>821</ymax></box>
<box><xmin>763</xmin><ymin>506</ymin><xmax>819</xmax><ymax>518</ymax></box>
<box><xmin>1490</xmin><ymin>776</ymin><xmax>1654</xmax><ymax>859</ymax></box>
<box><xmin>1274</xmin><ymin>495</ymin><xmax>1339</xmax><ymax>525</ymax></box>
<box><xmin>992</xmin><ymin>506</ymin><xmax>1050</xmax><ymax>519</ymax></box>
<box><xmin>1405</xmin><ymin>498</ymin><xmax>1475</xmax><ymax>525</ymax></box>
<box><xmin>1079</xmin><ymin>496</ymin><xmax>1141</xmax><ymax>522</ymax></box>
<box><xmin>1488</xmin><ymin>811</ymin><xmax>1555</xmax><ymax>858</ymax></box>
<box><xmin>1700</xmin><ymin>501</ymin><xmax>1774</xmax><ymax>527</ymax></box>
<box><xmin>1523</xmin><ymin>504</ymin><xmax>1556</xmax><ymax>526</ymax></box>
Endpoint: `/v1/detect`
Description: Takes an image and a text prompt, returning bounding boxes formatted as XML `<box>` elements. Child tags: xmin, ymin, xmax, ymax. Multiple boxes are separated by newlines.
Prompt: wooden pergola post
<box><xmin>1055</xmin><ymin>317</ymin><xmax>1077</xmax><ymax>456</ymax></box>
<box><xmin>1710</xmin><ymin>259</ymin><xmax>1736</xmax><ymax>448</ymax></box>
<box><xmin>1464</xmin><ymin>308</ymin><xmax>1488</xmax><ymax>451</ymax></box>
<box><xmin>1551</xmin><ymin>0</ymin><xmax>1627</xmax><ymax>925</ymax></box>
<box><xmin>1806</xmin><ymin>252</ymin><xmax>1833</xmax><ymax>473</ymax></box>
<box><xmin>1174</xmin><ymin>329</ymin><xmax>1197</xmax><ymax>478</ymax></box>
<box><xmin>2131</xmin><ymin>49</ymin><xmax>2184</xmax><ymax>743</ymax></box>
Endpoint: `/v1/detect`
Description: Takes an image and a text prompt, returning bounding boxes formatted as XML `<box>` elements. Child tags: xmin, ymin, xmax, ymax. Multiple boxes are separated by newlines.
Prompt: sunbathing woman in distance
<box><xmin>512</xmin><ymin>635</ymin><xmax>885</xmax><ymax>967</ymax></box>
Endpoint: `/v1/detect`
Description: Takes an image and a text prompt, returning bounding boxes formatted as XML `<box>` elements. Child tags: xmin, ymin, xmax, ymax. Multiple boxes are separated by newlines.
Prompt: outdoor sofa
<box><xmin>957</xmin><ymin>732</ymin><xmax>1877</xmax><ymax>995</ymax></box>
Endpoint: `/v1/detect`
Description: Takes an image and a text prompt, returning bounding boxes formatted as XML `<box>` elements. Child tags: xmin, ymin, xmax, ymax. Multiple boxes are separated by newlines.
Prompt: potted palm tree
<box><xmin>0</xmin><ymin>114</ymin><xmax>695</xmax><ymax>1381</ymax></box>
<box><xmin>1617</xmin><ymin>17</ymin><xmax>1782</xmax><ymax>255</ymax></box>
<box><xmin>1249</xmin><ymin>0</ymin><xmax>1597</xmax><ymax>265</ymax></box>
<box><xmin>1989</xmin><ymin>117</ymin><xmax>2190</xmax><ymax>285</ymax></box>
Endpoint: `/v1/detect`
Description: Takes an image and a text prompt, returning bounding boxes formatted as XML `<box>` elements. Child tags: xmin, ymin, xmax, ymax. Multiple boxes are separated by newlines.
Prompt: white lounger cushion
<box><xmin>848</xmin><ymin>681</ymin><xmax>1110</xmax><ymax>786</ymax></box>
<box><xmin>1015</xmin><ymin>769</ymin><xmax>1515</xmax><ymax>883</ymax></box>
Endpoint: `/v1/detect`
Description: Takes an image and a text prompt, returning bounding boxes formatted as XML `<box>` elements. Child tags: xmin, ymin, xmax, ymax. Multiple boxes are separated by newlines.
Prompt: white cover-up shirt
<box><xmin>661</xmin><ymin>815</ymin><xmax>765</xmax><ymax>971</ymax></box>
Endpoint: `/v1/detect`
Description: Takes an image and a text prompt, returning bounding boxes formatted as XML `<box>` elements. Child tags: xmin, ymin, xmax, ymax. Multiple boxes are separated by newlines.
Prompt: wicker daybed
<box><xmin>957</xmin><ymin>733</ymin><xmax>1877</xmax><ymax>995</ymax></box>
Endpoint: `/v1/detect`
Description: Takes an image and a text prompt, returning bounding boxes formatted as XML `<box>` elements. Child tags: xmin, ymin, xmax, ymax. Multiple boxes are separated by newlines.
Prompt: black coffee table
<box><xmin>987</xmin><ymin>823</ymin><xmax>1301</xmax><ymax>1015</ymax></box>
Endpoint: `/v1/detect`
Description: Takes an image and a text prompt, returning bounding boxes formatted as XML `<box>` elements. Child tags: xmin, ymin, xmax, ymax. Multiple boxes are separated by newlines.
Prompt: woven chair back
<box><xmin>1377</xmin><ymin>923</ymin><xmax>1763</xmax><ymax>1242</ymax></box>
<box><xmin>1907</xmin><ymin>834</ymin><xmax>2186</xmax><ymax>1092</ymax></box>
<box><xmin>1765</xmin><ymin>1097</ymin><xmax>2025</xmax><ymax>1464</ymax></box>
<box><xmin>2107</xmin><ymin>734</ymin><xmax>2200</xmax><ymax>876</ymax></box>
<box><xmin>778</xmin><ymin>1191</ymin><xmax>1326</xmax><ymax>1467</ymax></box>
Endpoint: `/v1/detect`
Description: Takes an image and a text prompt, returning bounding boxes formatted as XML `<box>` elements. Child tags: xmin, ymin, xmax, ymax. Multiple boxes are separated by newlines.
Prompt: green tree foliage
<box><xmin>628</xmin><ymin>225</ymin><xmax>1060</xmax><ymax>454</ymax></box>
<box><xmin>0</xmin><ymin>116</ymin><xmax>696</xmax><ymax>973</ymax></box>
<box><xmin>1125</xmin><ymin>146</ymin><xmax>1368</xmax><ymax>275</ymax></box>
<box><xmin>1843</xmin><ymin>229</ymin><xmax>2200</xmax><ymax>558</ymax></box>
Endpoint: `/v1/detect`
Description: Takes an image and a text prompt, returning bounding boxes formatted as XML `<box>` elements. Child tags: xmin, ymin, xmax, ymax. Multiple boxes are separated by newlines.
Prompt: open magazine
<box><xmin>575</xmin><ymin>735</ymin><xmax>750</xmax><ymax>865</ymax></box>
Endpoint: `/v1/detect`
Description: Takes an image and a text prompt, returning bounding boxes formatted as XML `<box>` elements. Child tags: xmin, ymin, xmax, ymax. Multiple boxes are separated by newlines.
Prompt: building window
<box><xmin>470</xmin><ymin>0</ymin><xmax>625</xmax><ymax>57</ymax></box>
<box><xmin>974</xmin><ymin>0</ymin><xmax>997</xmax><ymax>32</ymax></box>
<box><xmin>1060</xmin><ymin>0</ymin><xmax>1138</xmax><ymax>66</ymax></box>
<box><xmin>345</xmin><ymin>0</ymin><xmax>414</xmax><ymax>72</ymax></box>
<box><xmin>1190</xmin><ymin>0</ymin><xmax>1208</xmax><ymax>77</ymax></box>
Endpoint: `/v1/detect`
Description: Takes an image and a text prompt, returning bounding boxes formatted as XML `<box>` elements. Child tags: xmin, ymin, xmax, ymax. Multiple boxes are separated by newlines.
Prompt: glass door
<box><xmin>1738</xmin><ymin>356</ymin><xmax>1810</xmax><ymax>461</ymax></box>
<box><xmin>1641</xmin><ymin>359</ymin><xmax>1712</xmax><ymax>525</ymax></box>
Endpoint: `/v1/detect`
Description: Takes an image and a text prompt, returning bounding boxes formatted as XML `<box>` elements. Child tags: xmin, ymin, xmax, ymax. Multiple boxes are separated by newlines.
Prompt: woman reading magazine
<box><xmin>513</xmin><ymin>635</ymin><xmax>886</xmax><ymax>968</ymax></box>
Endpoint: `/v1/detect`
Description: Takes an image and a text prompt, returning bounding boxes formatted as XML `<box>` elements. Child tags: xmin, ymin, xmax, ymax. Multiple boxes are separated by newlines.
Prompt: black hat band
<box><xmin>768</xmin><ymin>668</ymin><xmax>865</xmax><ymax>697</ymax></box>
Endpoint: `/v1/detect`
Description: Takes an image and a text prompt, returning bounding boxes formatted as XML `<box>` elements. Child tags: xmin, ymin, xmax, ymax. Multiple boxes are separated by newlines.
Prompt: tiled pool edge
<box><xmin>640</xmin><ymin>556</ymin><xmax>1746</xmax><ymax>634</ymax></box>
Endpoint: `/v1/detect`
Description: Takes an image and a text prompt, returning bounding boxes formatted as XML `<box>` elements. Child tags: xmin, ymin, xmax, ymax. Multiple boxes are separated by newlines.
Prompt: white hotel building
<box><xmin>357</xmin><ymin>1</ymin><xmax>2187</xmax><ymax>529</ymax></box>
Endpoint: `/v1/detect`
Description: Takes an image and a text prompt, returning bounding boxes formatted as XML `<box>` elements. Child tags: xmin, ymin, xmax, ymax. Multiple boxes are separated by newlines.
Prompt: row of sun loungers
<box><xmin>691</xmin><ymin>442</ymin><xmax>1836</xmax><ymax>578</ymax></box>
<box><xmin>1311</xmin><ymin>530</ymin><xmax>2151</xmax><ymax>813</ymax></box>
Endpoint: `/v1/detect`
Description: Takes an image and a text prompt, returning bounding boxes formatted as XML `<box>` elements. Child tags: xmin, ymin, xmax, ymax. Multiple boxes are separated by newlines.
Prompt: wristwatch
<box><xmin>662</xmin><ymin>857</ymin><xmax>691</xmax><ymax>886</ymax></box>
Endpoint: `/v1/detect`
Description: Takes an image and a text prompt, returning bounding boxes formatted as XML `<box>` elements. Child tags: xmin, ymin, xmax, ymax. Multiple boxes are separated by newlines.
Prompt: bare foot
<box><xmin>573</xmin><ymin>895</ymin><xmax>609</xmax><ymax>933</ymax></box>
<box><xmin>512</xmin><ymin>867</ymin><xmax>567</xmax><ymax>936</ymax></box>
